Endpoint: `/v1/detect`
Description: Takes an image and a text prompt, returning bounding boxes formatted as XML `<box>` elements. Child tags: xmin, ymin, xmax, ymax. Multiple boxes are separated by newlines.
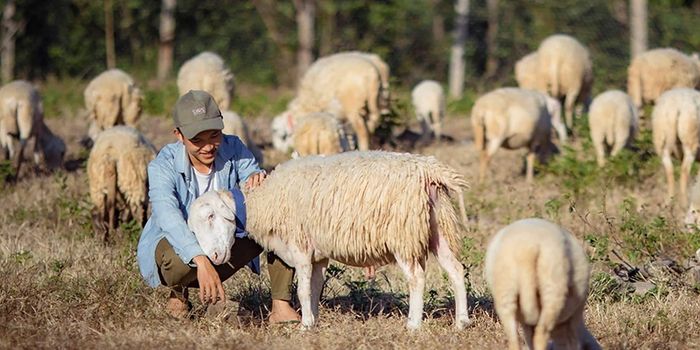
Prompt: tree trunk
<box><xmin>252</xmin><ymin>0</ymin><xmax>296</xmax><ymax>86</ymax></box>
<box><xmin>630</xmin><ymin>0</ymin><xmax>647</xmax><ymax>58</ymax></box>
<box><xmin>430</xmin><ymin>0</ymin><xmax>445</xmax><ymax>43</ymax></box>
<box><xmin>1</xmin><ymin>0</ymin><xmax>17</xmax><ymax>83</ymax></box>
<box><xmin>157</xmin><ymin>0</ymin><xmax>176</xmax><ymax>82</ymax></box>
<box><xmin>104</xmin><ymin>0</ymin><xmax>116</xmax><ymax>69</ymax></box>
<box><xmin>294</xmin><ymin>0</ymin><xmax>315</xmax><ymax>80</ymax></box>
<box><xmin>484</xmin><ymin>0</ymin><xmax>499</xmax><ymax>78</ymax></box>
<box><xmin>448</xmin><ymin>0</ymin><xmax>469</xmax><ymax>99</ymax></box>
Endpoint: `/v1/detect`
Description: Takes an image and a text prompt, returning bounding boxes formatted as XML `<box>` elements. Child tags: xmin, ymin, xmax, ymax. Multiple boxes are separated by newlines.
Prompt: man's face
<box><xmin>175</xmin><ymin>128</ymin><xmax>222</xmax><ymax>169</ymax></box>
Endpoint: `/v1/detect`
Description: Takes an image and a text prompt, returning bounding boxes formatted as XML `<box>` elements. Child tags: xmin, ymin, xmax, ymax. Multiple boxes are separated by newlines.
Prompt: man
<box><xmin>137</xmin><ymin>90</ymin><xmax>299</xmax><ymax>323</ymax></box>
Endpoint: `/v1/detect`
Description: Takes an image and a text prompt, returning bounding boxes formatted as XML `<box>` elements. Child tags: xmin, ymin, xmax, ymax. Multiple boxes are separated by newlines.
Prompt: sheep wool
<box><xmin>588</xmin><ymin>90</ymin><xmax>638</xmax><ymax>167</ymax></box>
<box><xmin>177</xmin><ymin>51</ymin><xmax>235</xmax><ymax>111</ymax></box>
<box><xmin>411</xmin><ymin>80</ymin><xmax>445</xmax><ymax>140</ymax></box>
<box><xmin>514</xmin><ymin>52</ymin><xmax>541</xmax><ymax>92</ymax></box>
<box><xmin>485</xmin><ymin>218</ymin><xmax>600</xmax><ymax>350</ymax></box>
<box><xmin>84</xmin><ymin>69</ymin><xmax>143</xmax><ymax>141</ymax></box>
<box><xmin>292</xmin><ymin>112</ymin><xmax>351</xmax><ymax>157</ymax></box>
<box><xmin>221</xmin><ymin>110</ymin><xmax>263</xmax><ymax>164</ymax></box>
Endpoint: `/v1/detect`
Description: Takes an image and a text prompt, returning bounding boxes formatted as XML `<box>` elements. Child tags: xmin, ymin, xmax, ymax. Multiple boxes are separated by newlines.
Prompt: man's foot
<box><xmin>166</xmin><ymin>296</ymin><xmax>191</xmax><ymax>319</ymax></box>
<box><xmin>268</xmin><ymin>299</ymin><xmax>301</xmax><ymax>324</ymax></box>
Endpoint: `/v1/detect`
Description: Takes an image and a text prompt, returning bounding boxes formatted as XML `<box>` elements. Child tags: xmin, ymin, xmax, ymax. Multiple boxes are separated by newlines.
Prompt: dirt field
<box><xmin>1</xmin><ymin>110</ymin><xmax>699</xmax><ymax>349</ymax></box>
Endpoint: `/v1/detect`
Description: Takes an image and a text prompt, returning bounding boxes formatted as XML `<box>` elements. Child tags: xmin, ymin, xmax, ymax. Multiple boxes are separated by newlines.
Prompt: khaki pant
<box><xmin>155</xmin><ymin>237</ymin><xmax>294</xmax><ymax>302</ymax></box>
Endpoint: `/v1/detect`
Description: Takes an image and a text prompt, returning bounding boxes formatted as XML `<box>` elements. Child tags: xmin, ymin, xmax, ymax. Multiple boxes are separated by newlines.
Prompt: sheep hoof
<box><xmin>455</xmin><ymin>317</ymin><xmax>473</xmax><ymax>330</ymax></box>
<box><xmin>405</xmin><ymin>320</ymin><xmax>421</xmax><ymax>331</ymax></box>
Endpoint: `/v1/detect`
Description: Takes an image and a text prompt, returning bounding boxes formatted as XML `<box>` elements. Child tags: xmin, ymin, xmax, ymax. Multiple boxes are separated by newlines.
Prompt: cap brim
<box><xmin>179</xmin><ymin>117</ymin><xmax>224</xmax><ymax>139</ymax></box>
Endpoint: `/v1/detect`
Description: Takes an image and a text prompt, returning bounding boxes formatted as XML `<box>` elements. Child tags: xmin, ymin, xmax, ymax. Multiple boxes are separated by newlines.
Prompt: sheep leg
<box><xmin>395</xmin><ymin>256</ymin><xmax>426</xmax><ymax>330</ymax></box>
<box><xmin>525</xmin><ymin>151</ymin><xmax>535</xmax><ymax>183</ymax></box>
<box><xmin>296</xmin><ymin>262</ymin><xmax>315</xmax><ymax>328</ymax></box>
<box><xmin>310</xmin><ymin>259</ymin><xmax>328</xmax><ymax>321</ymax></box>
<box><xmin>12</xmin><ymin>138</ymin><xmax>27</xmax><ymax>178</ymax></box>
<box><xmin>480</xmin><ymin>138</ymin><xmax>501</xmax><ymax>183</ymax></box>
<box><xmin>591</xmin><ymin>130</ymin><xmax>607</xmax><ymax>167</ymax></box>
<box><xmin>350</xmin><ymin>113</ymin><xmax>371</xmax><ymax>151</ymax></box>
<box><xmin>564</xmin><ymin>92</ymin><xmax>577</xmax><ymax>130</ymax></box>
<box><xmin>680</xmin><ymin>147</ymin><xmax>694</xmax><ymax>207</ymax></box>
<box><xmin>661</xmin><ymin>149</ymin><xmax>675</xmax><ymax>199</ymax></box>
<box><xmin>495</xmin><ymin>297</ymin><xmax>522</xmax><ymax>350</ymax></box>
<box><xmin>523</xmin><ymin>325</ymin><xmax>535</xmax><ymax>350</ymax></box>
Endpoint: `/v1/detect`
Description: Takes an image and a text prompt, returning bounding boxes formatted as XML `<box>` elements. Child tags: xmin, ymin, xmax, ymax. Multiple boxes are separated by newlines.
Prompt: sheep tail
<box><xmin>518</xmin><ymin>249</ymin><xmax>540</xmax><ymax>326</ymax></box>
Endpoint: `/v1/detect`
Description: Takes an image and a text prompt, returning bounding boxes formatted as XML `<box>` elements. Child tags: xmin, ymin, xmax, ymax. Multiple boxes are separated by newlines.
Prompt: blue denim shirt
<box><xmin>137</xmin><ymin>135</ymin><xmax>261</xmax><ymax>287</ymax></box>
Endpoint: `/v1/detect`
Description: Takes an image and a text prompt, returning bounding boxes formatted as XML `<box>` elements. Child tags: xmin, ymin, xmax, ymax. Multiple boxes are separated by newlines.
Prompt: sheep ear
<box><xmin>215</xmin><ymin>190</ymin><xmax>237</xmax><ymax>222</ymax></box>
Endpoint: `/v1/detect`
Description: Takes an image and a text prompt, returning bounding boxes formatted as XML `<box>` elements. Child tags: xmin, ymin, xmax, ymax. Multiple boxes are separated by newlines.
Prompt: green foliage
<box><xmin>41</xmin><ymin>77</ymin><xmax>86</xmax><ymax>119</ymax></box>
<box><xmin>460</xmin><ymin>236</ymin><xmax>484</xmax><ymax>269</ymax></box>
<box><xmin>10</xmin><ymin>249</ymin><xmax>33</xmax><ymax>265</ymax></box>
<box><xmin>142</xmin><ymin>82</ymin><xmax>179</xmax><ymax>117</ymax></box>
<box><xmin>0</xmin><ymin>160</ymin><xmax>13</xmax><ymax>189</ymax></box>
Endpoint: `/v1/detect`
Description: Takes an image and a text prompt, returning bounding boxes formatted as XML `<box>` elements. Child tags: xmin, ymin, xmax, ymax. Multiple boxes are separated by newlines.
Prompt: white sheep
<box><xmin>84</xmin><ymin>68</ymin><xmax>143</xmax><ymax>141</ymax></box>
<box><xmin>177</xmin><ymin>51</ymin><xmax>235</xmax><ymax>111</ymax></box>
<box><xmin>652</xmin><ymin>88</ymin><xmax>700</xmax><ymax>203</ymax></box>
<box><xmin>588</xmin><ymin>90</ymin><xmax>639</xmax><ymax>167</ymax></box>
<box><xmin>221</xmin><ymin>110</ymin><xmax>263</xmax><ymax>164</ymax></box>
<box><xmin>189</xmin><ymin>151</ymin><xmax>470</xmax><ymax>330</ymax></box>
<box><xmin>276</xmin><ymin>54</ymin><xmax>382</xmax><ymax>151</ymax></box>
<box><xmin>537</xmin><ymin>34</ymin><xmax>593</xmax><ymax>129</ymax></box>
<box><xmin>187</xmin><ymin>189</ymin><xmax>240</xmax><ymax>265</ymax></box>
<box><xmin>0</xmin><ymin>80</ymin><xmax>65</xmax><ymax>177</ymax></box>
<box><xmin>485</xmin><ymin>218</ymin><xmax>600</xmax><ymax>350</ymax></box>
<box><xmin>514</xmin><ymin>52</ymin><xmax>541</xmax><ymax>92</ymax></box>
<box><xmin>685</xmin><ymin>176</ymin><xmax>700</xmax><ymax>229</ymax></box>
<box><xmin>291</xmin><ymin>112</ymin><xmax>351</xmax><ymax>158</ymax></box>
<box><xmin>470</xmin><ymin>87</ymin><xmax>562</xmax><ymax>183</ymax></box>
<box><xmin>87</xmin><ymin>125</ymin><xmax>156</xmax><ymax>238</ymax></box>
<box><xmin>326</xmin><ymin>51</ymin><xmax>391</xmax><ymax>114</ymax></box>
<box><xmin>628</xmin><ymin>48</ymin><xmax>700</xmax><ymax>113</ymax></box>
<box><xmin>411</xmin><ymin>80</ymin><xmax>445</xmax><ymax>140</ymax></box>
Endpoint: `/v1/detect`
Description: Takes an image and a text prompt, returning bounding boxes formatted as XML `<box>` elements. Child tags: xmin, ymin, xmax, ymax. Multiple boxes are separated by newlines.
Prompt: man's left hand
<box><xmin>245</xmin><ymin>171</ymin><xmax>267</xmax><ymax>189</ymax></box>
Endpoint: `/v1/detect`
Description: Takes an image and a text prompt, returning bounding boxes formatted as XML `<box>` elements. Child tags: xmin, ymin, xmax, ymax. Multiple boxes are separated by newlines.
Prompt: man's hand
<box><xmin>245</xmin><ymin>171</ymin><xmax>267</xmax><ymax>189</ymax></box>
<box><xmin>193</xmin><ymin>255</ymin><xmax>225</xmax><ymax>305</ymax></box>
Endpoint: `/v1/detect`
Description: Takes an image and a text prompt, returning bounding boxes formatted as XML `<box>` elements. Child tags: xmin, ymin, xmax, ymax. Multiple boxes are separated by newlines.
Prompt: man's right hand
<box><xmin>193</xmin><ymin>255</ymin><xmax>225</xmax><ymax>305</ymax></box>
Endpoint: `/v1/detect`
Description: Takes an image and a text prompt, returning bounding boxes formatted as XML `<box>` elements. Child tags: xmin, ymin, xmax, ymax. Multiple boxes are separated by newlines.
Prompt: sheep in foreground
<box><xmin>221</xmin><ymin>110</ymin><xmax>263</xmax><ymax>164</ymax></box>
<box><xmin>189</xmin><ymin>151</ymin><xmax>470</xmax><ymax>329</ymax></box>
<box><xmin>411</xmin><ymin>80</ymin><xmax>445</xmax><ymax>141</ymax></box>
<box><xmin>292</xmin><ymin>112</ymin><xmax>351</xmax><ymax>158</ymax></box>
<box><xmin>471</xmin><ymin>87</ymin><xmax>561</xmax><ymax>183</ymax></box>
<box><xmin>485</xmin><ymin>218</ymin><xmax>600</xmax><ymax>350</ymax></box>
<box><xmin>628</xmin><ymin>48</ymin><xmax>700</xmax><ymax>113</ymax></box>
<box><xmin>514</xmin><ymin>52</ymin><xmax>541</xmax><ymax>92</ymax></box>
<box><xmin>0</xmin><ymin>80</ymin><xmax>65</xmax><ymax>177</ymax></box>
<box><xmin>277</xmin><ymin>54</ymin><xmax>382</xmax><ymax>151</ymax></box>
<box><xmin>537</xmin><ymin>34</ymin><xmax>593</xmax><ymax>129</ymax></box>
<box><xmin>652</xmin><ymin>88</ymin><xmax>700</xmax><ymax>204</ymax></box>
<box><xmin>84</xmin><ymin>69</ymin><xmax>143</xmax><ymax>141</ymax></box>
<box><xmin>87</xmin><ymin>125</ymin><xmax>156</xmax><ymax>239</ymax></box>
<box><xmin>588</xmin><ymin>90</ymin><xmax>639</xmax><ymax>167</ymax></box>
<box><xmin>177</xmin><ymin>51</ymin><xmax>235</xmax><ymax>111</ymax></box>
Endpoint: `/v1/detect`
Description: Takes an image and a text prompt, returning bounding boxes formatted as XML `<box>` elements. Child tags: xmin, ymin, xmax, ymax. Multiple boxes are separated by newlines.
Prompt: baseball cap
<box><xmin>173</xmin><ymin>90</ymin><xmax>224</xmax><ymax>139</ymax></box>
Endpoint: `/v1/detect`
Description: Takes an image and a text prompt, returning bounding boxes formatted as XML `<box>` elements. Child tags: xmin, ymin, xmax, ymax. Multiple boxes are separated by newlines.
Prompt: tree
<box><xmin>448</xmin><ymin>0</ymin><xmax>469</xmax><ymax>98</ymax></box>
<box><xmin>1</xmin><ymin>0</ymin><xmax>18</xmax><ymax>83</ymax></box>
<box><xmin>294</xmin><ymin>0</ymin><xmax>315</xmax><ymax>80</ymax></box>
<box><xmin>157</xmin><ymin>0</ymin><xmax>176</xmax><ymax>82</ymax></box>
<box><xmin>484</xmin><ymin>0</ymin><xmax>499</xmax><ymax>78</ymax></box>
<box><xmin>252</xmin><ymin>0</ymin><xmax>295</xmax><ymax>86</ymax></box>
<box><xmin>104</xmin><ymin>0</ymin><xmax>116</xmax><ymax>69</ymax></box>
<box><xmin>630</xmin><ymin>0</ymin><xmax>647</xmax><ymax>58</ymax></box>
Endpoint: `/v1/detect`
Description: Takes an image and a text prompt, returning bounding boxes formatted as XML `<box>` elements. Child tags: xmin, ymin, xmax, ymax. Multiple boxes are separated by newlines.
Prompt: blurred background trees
<box><xmin>1</xmin><ymin>0</ymin><xmax>699</xmax><ymax>95</ymax></box>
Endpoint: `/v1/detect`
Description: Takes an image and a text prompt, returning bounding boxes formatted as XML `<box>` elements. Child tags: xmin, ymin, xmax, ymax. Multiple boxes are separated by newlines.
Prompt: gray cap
<box><xmin>173</xmin><ymin>90</ymin><xmax>224</xmax><ymax>139</ymax></box>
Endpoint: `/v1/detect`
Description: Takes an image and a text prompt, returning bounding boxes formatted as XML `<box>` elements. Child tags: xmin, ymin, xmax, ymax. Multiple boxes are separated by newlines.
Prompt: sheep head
<box><xmin>188</xmin><ymin>190</ymin><xmax>239</xmax><ymax>265</ymax></box>
<box><xmin>271</xmin><ymin>112</ymin><xmax>294</xmax><ymax>153</ymax></box>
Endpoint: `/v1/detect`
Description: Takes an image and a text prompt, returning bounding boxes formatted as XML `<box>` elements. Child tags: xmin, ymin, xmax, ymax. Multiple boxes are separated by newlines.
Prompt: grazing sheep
<box><xmin>327</xmin><ymin>51</ymin><xmax>391</xmax><ymax>114</ymax></box>
<box><xmin>0</xmin><ymin>80</ymin><xmax>65</xmax><ymax>177</ymax></box>
<box><xmin>221</xmin><ymin>110</ymin><xmax>263</xmax><ymax>164</ymax></box>
<box><xmin>271</xmin><ymin>113</ymin><xmax>295</xmax><ymax>154</ymax></box>
<box><xmin>684</xmin><ymin>176</ymin><xmax>700</xmax><ymax>229</ymax></box>
<box><xmin>588</xmin><ymin>90</ymin><xmax>639</xmax><ymax>167</ymax></box>
<box><xmin>485</xmin><ymin>218</ymin><xmax>600</xmax><ymax>350</ymax></box>
<box><xmin>84</xmin><ymin>69</ymin><xmax>143</xmax><ymax>141</ymax></box>
<box><xmin>177</xmin><ymin>51</ymin><xmax>235</xmax><ymax>111</ymax></box>
<box><xmin>87</xmin><ymin>126</ymin><xmax>156</xmax><ymax>239</ymax></box>
<box><xmin>278</xmin><ymin>54</ymin><xmax>382</xmax><ymax>151</ymax></box>
<box><xmin>470</xmin><ymin>87</ymin><xmax>559</xmax><ymax>183</ymax></box>
<box><xmin>411</xmin><ymin>80</ymin><xmax>445</xmax><ymax>140</ymax></box>
<box><xmin>189</xmin><ymin>151</ymin><xmax>470</xmax><ymax>329</ymax></box>
<box><xmin>628</xmin><ymin>48</ymin><xmax>700</xmax><ymax>113</ymax></box>
<box><xmin>514</xmin><ymin>52</ymin><xmax>541</xmax><ymax>92</ymax></box>
<box><xmin>652</xmin><ymin>88</ymin><xmax>700</xmax><ymax>203</ymax></box>
<box><xmin>537</xmin><ymin>34</ymin><xmax>593</xmax><ymax>129</ymax></box>
<box><xmin>292</xmin><ymin>112</ymin><xmax>351</xmax><ymax>158</ymax></box>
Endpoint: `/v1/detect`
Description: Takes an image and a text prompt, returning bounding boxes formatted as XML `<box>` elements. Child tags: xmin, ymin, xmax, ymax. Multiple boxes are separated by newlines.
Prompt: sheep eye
<box><xmin>207</xmin><ymin>213</ymin><xmax>214</xmax><ymax>221</ymax></box>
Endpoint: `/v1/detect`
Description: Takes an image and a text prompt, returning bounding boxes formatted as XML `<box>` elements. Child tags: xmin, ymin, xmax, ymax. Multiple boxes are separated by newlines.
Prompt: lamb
<box><xmin>514</xmin><ymin>52</ymin><xmax>541</xmax><ymax>91</ymax></box>
<box><xmin>628</xmin><ymin>48</ymin><xmax>700</xmax><ymax>113</ymax></box>
<box><xmin>87</xmin><ymin>125</ymin><xmax>156</xmax><ymax>239</ymax></box>
<box><xmin>221</xmin><ymin>110</ymin><xmax>263</xmax><ymax>164</ymax></box>
<box><xmin>276</xmin><ymin>54</ymin><xmax>382</xmax><ymax>151</ymax></box>
<box><xmin>84</xmin><ymin>68</ymin><xmax>143</xmax><ymax>141</ymax></box>
<box><xmin>485</xmin><ymin>218</ymin><xmax>600</xmax><ymax>350</ymax></box>
<box><xmin>651</xmin><ymin>88</ymin><xmax>700</xmax><ymax>204</ymax></box>
<box><xmin>0</xmin><ymin>80</ymin><xmax>65</xmax><ymax>177</ymax></box>
<box><xmin>588</xmin><ymin>90</ymin><xmax>639</xmax><ymax>167</ymax></box>
<box><xmin>411</xmin><ymin>80</ymin><xmax>445</xmax><ymax>141</ymax></box>
<box><xmin>537</xmin><ymin>34</ymin><xmax>593</xmax><ymax>129</ymax></box>
<box><xmin>291</xmin><ymin>112</ymin><xmax>351</xmax><ymax>157</ymax></box>
<box><xmin>177</xmin><ymin>51</ymin><xmax>235</xmax><ymax>111</ymax></box>
<box><xmin>188</xmin><ymin>151</ymin><xmax>470</xmax><ymax>330</ymax></box>
<box><xmin>470</xmin><ymin>87</ymin><xmax>562</xmax><ymax>183</ymax></box>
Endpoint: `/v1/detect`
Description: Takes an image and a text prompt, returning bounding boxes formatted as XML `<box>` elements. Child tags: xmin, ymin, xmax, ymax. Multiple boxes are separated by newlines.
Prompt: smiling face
<box><xmin>187</xmin><ymin>191</ymin><xmax>238</xmax><ymax>265</ymax></box>
<box><xmin>174</xmin><ymin>128</ymin><xmax>222</xmax><ymax>172</ymax></box>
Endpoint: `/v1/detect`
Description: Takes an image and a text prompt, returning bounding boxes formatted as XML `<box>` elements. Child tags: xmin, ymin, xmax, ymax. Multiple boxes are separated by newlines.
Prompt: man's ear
<box><xmin>173</xmin><ymin>128</ymin><xmax>184</xmax><ymax>142</ymax></box>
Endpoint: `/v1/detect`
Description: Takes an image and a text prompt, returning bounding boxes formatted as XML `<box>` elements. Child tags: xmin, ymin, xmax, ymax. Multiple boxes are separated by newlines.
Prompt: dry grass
<box><xmin>1</xmin><ymin>113</ymin><xmax>700</xmax><ymax>349</ymax></box>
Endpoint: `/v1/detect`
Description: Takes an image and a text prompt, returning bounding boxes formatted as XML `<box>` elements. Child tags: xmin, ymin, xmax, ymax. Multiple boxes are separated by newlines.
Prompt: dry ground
<box><xmin>1</xmin><ymin>111</ymin><xmax>699</xmax><ymax>349</ymax></box>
